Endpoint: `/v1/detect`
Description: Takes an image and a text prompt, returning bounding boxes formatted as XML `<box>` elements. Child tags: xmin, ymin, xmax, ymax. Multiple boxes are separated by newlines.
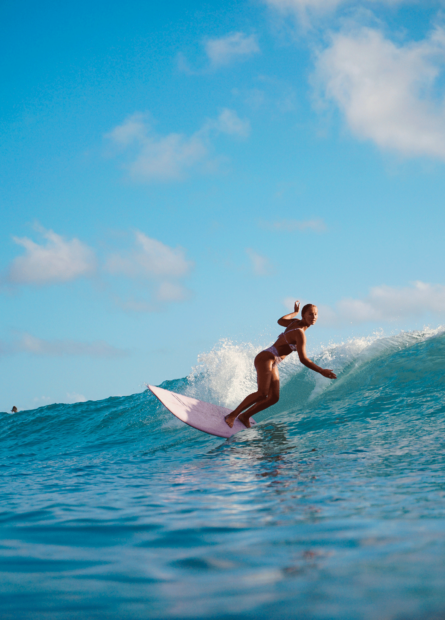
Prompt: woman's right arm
<box><xmin>277</xmin><ymin>300</ymin><xmax>301</xmax><ymax>327</ymax></box>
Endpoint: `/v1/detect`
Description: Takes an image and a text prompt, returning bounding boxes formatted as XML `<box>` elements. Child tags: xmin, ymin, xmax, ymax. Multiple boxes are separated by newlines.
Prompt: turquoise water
<box><xmin>1</xmin><ymin>328</ymin><xmax>445</xmax><ymax>619</ymax></box>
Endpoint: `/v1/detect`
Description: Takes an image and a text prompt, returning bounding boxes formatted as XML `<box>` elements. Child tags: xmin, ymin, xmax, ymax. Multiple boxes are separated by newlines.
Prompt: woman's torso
<box><xmin>272</xmin><ymin>320</ymin><xmax>304</xmax><ymax>358</ymax></box>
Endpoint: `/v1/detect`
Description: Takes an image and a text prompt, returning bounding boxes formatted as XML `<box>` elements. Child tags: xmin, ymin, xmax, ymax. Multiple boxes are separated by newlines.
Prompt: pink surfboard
<box><xmin>147</xmin><ymin>385</ymin><xmax>255</xmax><ymax>438</ymax></box>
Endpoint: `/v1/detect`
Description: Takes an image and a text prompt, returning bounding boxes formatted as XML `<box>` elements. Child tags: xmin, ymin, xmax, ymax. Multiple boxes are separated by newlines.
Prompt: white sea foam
<box><xmin>309</xmin><ymin>325</ymin><xmax>445</xmax><ymax>401</ymax></box>
<box><xmin>186</xmin><ymin>326</ymin><xmax>445</xmax><ymax>408</ymax></box>
<box><xmin>186</xmin><ymin>339</ymin><xmax>262</xmax><ymax>408</ymax></box>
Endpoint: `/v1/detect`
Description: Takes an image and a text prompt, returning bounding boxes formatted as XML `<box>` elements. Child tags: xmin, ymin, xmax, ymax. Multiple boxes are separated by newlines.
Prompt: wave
<box><xmin>185</xmin><ymin>325</ymin><xmax>445</xmax><ymax>407</ymax></box>
<box><xmin>1</xmin><ymin>326</ymin><xmax>444</xmax><ymax>461</ymax></box>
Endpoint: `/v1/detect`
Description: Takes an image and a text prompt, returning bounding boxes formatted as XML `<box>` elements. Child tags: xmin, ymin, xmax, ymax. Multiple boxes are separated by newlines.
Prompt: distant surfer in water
<box><xmin>225</xmin><ymin>301</ymin><xmax>337</xmax><ymax>429</ymax></box>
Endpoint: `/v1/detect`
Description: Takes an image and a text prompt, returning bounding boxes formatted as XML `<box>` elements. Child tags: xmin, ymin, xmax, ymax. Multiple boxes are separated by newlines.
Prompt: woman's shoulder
<box><xmin>293</xmin><ymin>325</ymin><xmax>305</xmax><ymax>337</ymax></box>
<box><xmin>285</xmin><ymin>319</ymin><xmax>304</xmax><ymax>331</ymax></box>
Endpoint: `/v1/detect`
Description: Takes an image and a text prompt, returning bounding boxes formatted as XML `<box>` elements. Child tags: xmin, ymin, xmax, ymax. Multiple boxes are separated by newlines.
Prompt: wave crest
<box><xmin>185</xmin><ymin>326</ymin><xmax>445</xmax><ymax>412</ymax></box>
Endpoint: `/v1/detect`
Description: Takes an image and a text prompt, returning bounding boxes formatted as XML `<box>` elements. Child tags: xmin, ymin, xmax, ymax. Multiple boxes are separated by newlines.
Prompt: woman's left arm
<box><xmin>295</xmin><ymin>331</ymin><xmax>337</xmax><ymax>379</ymax></box>
<box><xmin>277</xmin><ymin>300</ymin><xmax>301</xmax><ymax>327</ymax></box>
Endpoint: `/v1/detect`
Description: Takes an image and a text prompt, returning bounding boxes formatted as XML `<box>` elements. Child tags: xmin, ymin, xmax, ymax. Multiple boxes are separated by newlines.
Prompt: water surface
<box><xmin>1</xmin><ymin>329</ymin><xmax>445</xmax><ymax>619</ymax></box>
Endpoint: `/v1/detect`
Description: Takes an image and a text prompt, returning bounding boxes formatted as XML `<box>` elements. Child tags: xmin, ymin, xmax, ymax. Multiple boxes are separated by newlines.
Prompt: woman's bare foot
<box><xmin>225</xmin><ymin>413</ymin><xmax>237</xmax><ymax>428</ymax></box>
<box><xmin>236</xmin><ymin>414</ymin><xmax>251</xmax><ymax>429</ymax></box>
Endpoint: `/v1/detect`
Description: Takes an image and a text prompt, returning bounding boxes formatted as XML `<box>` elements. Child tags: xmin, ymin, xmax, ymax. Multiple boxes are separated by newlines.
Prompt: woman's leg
<box><xmin>224</xmin><ymin>391</ymin><xmax>261</xmax><ymax>424</ymax></box>
<box><xmin>237</xmin><ymin>364</ymin><xmax>280</xmax><ymax>428</ymax></box>
<box><xmin>225</xmin><ymin>354</ymin><xmax>275</xmax><ymax>428</ymax></box>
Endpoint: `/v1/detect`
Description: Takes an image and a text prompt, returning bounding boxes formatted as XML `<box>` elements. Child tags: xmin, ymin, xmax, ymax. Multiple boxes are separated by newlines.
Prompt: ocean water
<box><xmin>1</xmin><ymin>327</ymin><xmax>445</xmax><ymax>619</ymax></box>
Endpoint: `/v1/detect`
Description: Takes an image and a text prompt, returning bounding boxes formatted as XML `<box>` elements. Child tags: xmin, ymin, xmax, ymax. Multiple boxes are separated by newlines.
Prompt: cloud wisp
<box><xmin>204</xmin><ymin>32</ymin><xmax>260</xmax><ymax>67</ymax></box>
<box><xmin>106</xmin><ymin>109</ymin><xmax>250</xmax><ymax>182</ymax></box>
<box><xmin>66</xmin><ymin>393</ymin><xmax>88</xmax><ymax>403</ymax></box>
<box><xmin>246</xmin><ymin>248</ymin><xmax>274</xmax><ymax>276</ymax></box>
<box><xmin>106</xmin><ymin>231</ymin><xmax>194</xmax><ymax>304</ymax></box>
<box><xmin>106</xmin><ymin>232</ymin><xmax>192</xmax><ymax>280</ymax></box>
<box><xmin>261</xmin><ymin>218</ymin><xmax>327</xmax><ymax>232</ymax></box>
<box><xmin>0</xmin><ymin>333</ymin><xmax>129</xmax><ymax>358</ymax></box>
<box><xmin>5</xmin><ymin>227</ymin><xmax>96</xmax><ymax>286</ymax></box>
<box><xmin>264</xmin><ymin>0</ymin><xmax>344</xmax><ymax>21</ymax></box>
<box><xmin>3</xmin><ymin>226</ymin><xmax>195</xmax><ymax>312</ymax></box>
<box><xmin>316</xmin><ymin>282</ymin><xmax>445</xmax><ymax>326</ymax></box>
<box><xmin>205</xmin><ymin>108</ymin><xmax>251</xmax><ymax>138</ymax></box>
<box><xmin>316</xmin><ymin>26</ymin><xmax>445</xmax><ymax>159</ymax></box>
<box><xmin>263</xmin><ymin>0</ymin><xmax>413</xmax><ymax>26</ymax></box>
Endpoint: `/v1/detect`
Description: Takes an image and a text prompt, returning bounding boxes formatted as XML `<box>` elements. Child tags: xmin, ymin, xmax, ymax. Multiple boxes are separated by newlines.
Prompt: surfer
<box><xmin>225</xmin><ymin>301</ymin><xmax>337</xmax><ymax>429</ymax></box>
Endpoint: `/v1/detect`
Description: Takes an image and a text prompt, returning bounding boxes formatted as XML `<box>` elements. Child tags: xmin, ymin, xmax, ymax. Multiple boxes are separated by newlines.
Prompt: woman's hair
<box><xmin>301</xmin><ymin>303</ymin><xmax>317</xmax><ymax>317</ymax></box>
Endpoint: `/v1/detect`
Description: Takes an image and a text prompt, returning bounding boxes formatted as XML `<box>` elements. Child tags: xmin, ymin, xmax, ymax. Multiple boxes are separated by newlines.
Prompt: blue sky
<box><xmin>1</xmin><ymin>0</ymin><xmax>445</xmax><ymax>411</ymax></box>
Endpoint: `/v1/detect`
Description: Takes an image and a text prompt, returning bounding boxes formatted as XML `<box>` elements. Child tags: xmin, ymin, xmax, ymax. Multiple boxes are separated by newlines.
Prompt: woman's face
<box><xmin>303</xmin><ymin>306</ymin><xmax>318</xmax><ymax>326</ymax></box>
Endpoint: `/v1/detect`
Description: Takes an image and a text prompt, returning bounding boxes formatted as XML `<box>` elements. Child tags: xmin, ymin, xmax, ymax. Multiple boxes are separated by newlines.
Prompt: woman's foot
<box><xmin>225</xmin><ymin>413</ymin><xmax>237</xmax><ymax>428</ymax></box>
<box><xmin>236</xmin><ymin>414</ymin><xmax>251</xmax><ymax>429</ymax></box>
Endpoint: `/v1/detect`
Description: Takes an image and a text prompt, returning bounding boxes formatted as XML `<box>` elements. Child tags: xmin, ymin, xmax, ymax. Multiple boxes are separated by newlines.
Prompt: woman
<box><xmin>225</xmin><ymin>301</ymin><xmax>337</xmax><ymax>429</ymax></box>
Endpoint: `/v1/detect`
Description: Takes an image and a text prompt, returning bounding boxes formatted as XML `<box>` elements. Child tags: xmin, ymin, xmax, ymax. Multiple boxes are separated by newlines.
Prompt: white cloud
<box><xmin>246</xmin><ymin>248</ymin><xmax>274</xmax><ymax>276</ymax></box>
<box><xmin>205</xmin><ymin>32</ymin><xmax>260</xmax><ymax>67</ymax></box>
<box><xmin>17</xmin><ymin>333</ymin><xmax>128</xmax><ymax>357</ymax></box>
<box><xmin>106</xmin><ymin>109</ymin><xmax>250</xmax><ymax>182</ymax></box>
<box><xmin>265</xmin><ymin>0</ymin><xmax>343</xmax><ymax>18</ymax></box>
<box><xmin>106</xmin><ymin>231</ymin><xmax>193</xmax><ymax>279</ymax></box>
<box><xmin>106</xmin><ymin>231</ymin><xmax>193</xmax><ymax>310</ymax></box>
<box><xmin>262</xmin><ymin>218</ymin><xmax>327</xmax><ymax>232</ymax></box>
<box><xmin>155</xmin><ymin>281</ymin><xmax>190</xmax><ymax>302</ymax></box>
<box><xmin>106</xmin><ymin>113</ymin><xmax>207</xmax><ymax>181</ymax></box>
<box><xmin>6</xmin><ymin>228</ymin><xmax>96</xmax><ymax>285</ymax></box>
<box><xmin>1</xmin><ymin>226</ymin><xmax>194</xmax><ymax>311</ymax></box>
<box><xmin>0</xmin><ymin>333</ymin><xmax>128</xmax><ymax>357</ymax></box>
<box><xmin>264</xmin><ymin>0</ymin><xmax>412</xmax><ymax>23</ymax></box>
<box><xmin>106</xmin><ymin>114</ymin><xmax>147</xmax><ymax>146</ymax></box>
<box><xmin>316</xmin><ymin>27</ymin><xmax>445</xmax><ymax>159</ymax></box>
<box><xmin>207</xmin><ymin>108</ymin><xmax>251</xmax><ymax>137</ymax></box>
<box><xmin>319</xmin><ymin>282</ymin><xmax>445</xmax><ymax>325</ymax></box>
<box><xmin>66</xmin><ymin>392</ymin><xmax>87</xmax><ymax>403</ymax></box>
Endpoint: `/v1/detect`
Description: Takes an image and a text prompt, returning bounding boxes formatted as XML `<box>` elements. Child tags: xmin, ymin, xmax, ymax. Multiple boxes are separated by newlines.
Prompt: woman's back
<box><xmin>274</xmin><ymin>320</ymin><xmax>304</xmax><ymax>354</ymax></box>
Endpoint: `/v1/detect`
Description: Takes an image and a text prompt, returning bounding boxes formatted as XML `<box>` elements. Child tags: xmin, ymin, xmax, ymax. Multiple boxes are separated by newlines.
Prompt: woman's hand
<box><xmin>320</xmin><ymin>368</ymin><xmax>337</xmax><ymax>379</ymax></box>
<box><xmin>294</xmin><ymin>300</ymin><xmax>300</xmax><ymax>313</ymax></box>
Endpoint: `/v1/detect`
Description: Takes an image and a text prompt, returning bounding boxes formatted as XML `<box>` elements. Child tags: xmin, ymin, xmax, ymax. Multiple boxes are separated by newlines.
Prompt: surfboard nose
<box><xmin>147</xmin><ymin>384</ymin><xmax>255</xmax><ymax>438</ymax></box>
